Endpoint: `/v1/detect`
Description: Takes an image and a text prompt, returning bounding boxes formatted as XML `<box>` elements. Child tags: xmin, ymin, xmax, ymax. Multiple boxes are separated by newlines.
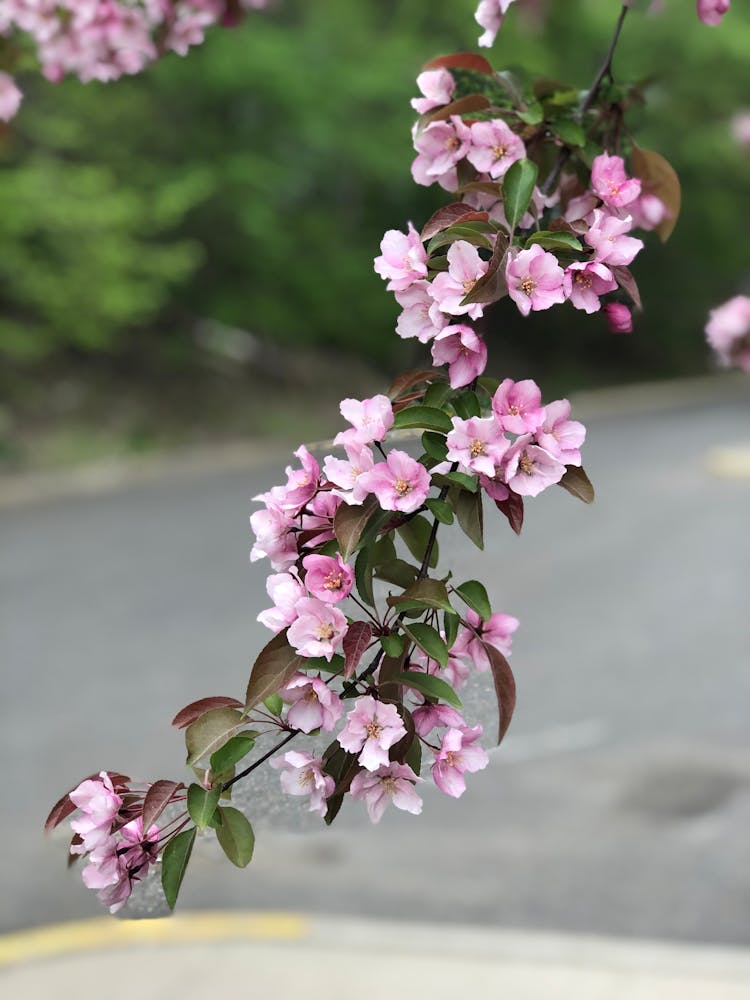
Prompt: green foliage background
<box><xmin>1</xmin><ymin>0</ymin><xmax>748</xmax><ymax>384</ymax></box>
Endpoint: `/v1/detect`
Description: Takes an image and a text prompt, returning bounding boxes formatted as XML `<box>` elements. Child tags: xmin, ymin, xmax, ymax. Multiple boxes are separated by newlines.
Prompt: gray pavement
<box><xmin>1</xmin><ymin>387</ymin><xmax>749</xmax><ymax>943</ymax></box>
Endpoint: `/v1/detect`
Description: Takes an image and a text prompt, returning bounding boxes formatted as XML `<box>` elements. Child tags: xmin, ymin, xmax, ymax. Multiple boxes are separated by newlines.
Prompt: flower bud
<box><xmin>604</xmin><ymin>302</ymin><xmax>633</xmax><ymax>334</ymax></box>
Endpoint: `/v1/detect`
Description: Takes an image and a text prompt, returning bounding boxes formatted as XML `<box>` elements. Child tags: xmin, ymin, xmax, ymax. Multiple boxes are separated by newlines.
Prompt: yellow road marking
<box><xmin>707</xmin><ymin>445</ymin><xmax>750</xmax><ymax>480</ymax></box>
<box><xmin>0</xmin><ymin>912</ymin><xmax>309</xmax><ymax>969</ymax></box>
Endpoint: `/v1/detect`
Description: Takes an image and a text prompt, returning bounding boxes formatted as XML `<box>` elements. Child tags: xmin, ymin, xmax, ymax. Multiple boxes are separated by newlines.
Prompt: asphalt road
<box><xmin>2</xmin><ymin>390</ymin><xmax>749</xmax><ymax>944</ymax></box>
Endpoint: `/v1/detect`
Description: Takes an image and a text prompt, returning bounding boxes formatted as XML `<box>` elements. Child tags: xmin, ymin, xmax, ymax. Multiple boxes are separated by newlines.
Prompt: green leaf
<box><xmin>396</xmin><ymin>670</ymin><xmax>461</xmax><ymax>709</ymax></box>
<box><xmin>388</xmin><ymin>577</ymin><xmax>453</xmax><ymax>613</ymax></box>
<box><xmin>304</xmin><ymin>654</ymin><xmax>345</xmax><ymax>675</ymax></box>
<box><xmin>423</xmin><ymin>381</ymin><xmax>453</xmax><ymax>410</ymax></box>
<box><xmin>526</xmin><ymin>231</ymin><xmax>583</xmax><ymax>252</ymax></box>
<box><xmin>426</xmin><ymin>498</ymin><xmax>454</xmax><ymax>525</ymax></box>
<box><xmin>354</xmin><ymin>545</ymin><xmax>376</xmax><ymax>607</ymax></box>
<box><xmin>244</xmin><ymin>630</ymin><xmax>304</xmax><ymax>713</ymax></box>
<box><xmin>398</xmin><ymin>515</ymin><xmax>439</xmax><ymax>569</ymax></box>
<box><xmin>434</xmin><ymin>470</ymin><xmax>477</xmax><ymax>493</ymax></box>
<box><xmin>263</xmin><ymin>694</ymin><xmax>283</xmax><ymax>717</ymax></box>
<box><xmin>516</xmin><ymin>102</ymin><xmax>544</xmax><ymax>125</ymax></box>
<box><xmin>380</xmin><ymin>633</ymin><xmax>404</xmax><ymax>658</ymax></box>
<box><xmin>161</xmin><ymin>827</ymin><xmax>196</xmax><ymax>911</ymax></box>
<box><xmin>392</xmin><ymin>405</ymin><xmax>452</xmax><ymax>434</ymax></box>
<box><xmin>455</xmin><ymin>488</ymin><xmax>484</xmax><ymax>550</ymax></box>
<box><xmin>185</xmin><ymin>707</ymin><xmax>244</xmax><ymax>767</ymax></box>
<box><xmin>187</xmin><ymin>783</ymin><xmax>221</xmax><ymax>830</ymax></box>
<box><xmin>421</xmin><ymin>431</ymin><xmax>448</xmax><ymax>462</ymax></box>
<box><xmin>558</xmin><ymin>465</ymin><xmax>595</xmax><ymax>503</ymax></box>
<box><xmin>443</xmin><ymin>610</ymin><xmax>460</xmax><ymax>648</ymax></box>
<box><xmin>404</xmin><ymin>736</ymin><xmax>422</xmax><ymax>777</ymax></box>
<box><xmin>452</xmin><ymin>390</ymin><xmax>481</xmax><ymax>419</ymax></box>
<box><xmin>427</xmin><ymin>225</ymin><xmax>494</xmax><ymax>255</ymax></box>
<box><xmin>403</xmin><ymin>622</ymin><xmax>449</xmax><ymax>669</ymax></box>
<box><xmin>454</xmin><ymin>580</ymin><xmax>492</xmax><ymax>620</ymax></box>
<box><xmin>503</xmin><ymin>158</ymin><xmax>538</xmax><ymax>230</ymax></box>
<box><xmin>374</xmin><ymin>558</ymin><xmax>418</xmax><ymax>588</ymax></box>
<box><xmin>552</xmin><ymin>118</ymin><xmax>586</xmax><ymax>147</ymax></box>
<box><xmin>334</xmin><ymin>494</ymin><xmax>380</xmax><ymax>561</ymax></box>
<box><xmin>209</xmin><ymin>733</ymin><xmax>257</xmax><ymax>774</ymax></box>
<box><xmin>215</xmin><ymin>806</ymin><xmax>255</xmax><ymax>867</ymax></box>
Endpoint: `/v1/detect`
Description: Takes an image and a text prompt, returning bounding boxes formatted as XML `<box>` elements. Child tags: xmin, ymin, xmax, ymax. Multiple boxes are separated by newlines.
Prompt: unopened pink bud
<box><xmin>604</xmin><ymin>303</ymin><xmax>633</xmax><ymax>334</ymax></box>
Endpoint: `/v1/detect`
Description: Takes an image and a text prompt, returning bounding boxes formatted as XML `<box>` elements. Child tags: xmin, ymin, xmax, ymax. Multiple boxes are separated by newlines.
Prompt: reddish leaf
<box><xmin>342</xmin><ymin>621</ymin><xmax>373</xmax><ymax>680</ymax></box>
<box><xmin>458</xmin><ymin>180</ymin><xmax>504</xmax><ymax>199</ymax></box>
<box><xmin>387</xmin><ymin>369</ymin><xmax>442</xmax><ymax>401</ymax></box>
<box><xmin>141</xmin><ymin>780</ymin><xmax>184</xmax><ymax>832</ymax></box>
<box><xmin>68</xmin><ymin>833</ymin><xmax>83</xmax><ymax>866</ymax></box>
<box><xmin>334</xmin><ymin>493</ymin><xmax>379</xmax><ymax>561</ymax></box>
<box><xmin>172</xmin><ymin>696</ymin><xmax>243</xmax><ymax>729</ymax></box>
<box><xmin>481</xmin><ymin>641</ymin><xmax>517</xmax><ymax>744</ymax></box>
<box><xmin>420</xmin><ymin>94</ymin><xmax>491</xmax><ymax>129</ymax></box>
<box><xmin>245</xmin><ymin>629</ymin><xmax>305</xmax><ymax>712</ymax></box>
<box><xmin>422</xmin><ymin>52</ymin><xmax>494</xmax><ymax>76</ymax></box>
<box><xmin>421</xmin><ymin>202</ymin><xmax>491</xmax><ymax>241</ymax></box>
<box><xmin>461</xmin><ymin>234</ymin><xmax>509</xmax><ymax>306</ymax></box>
<box><xmin>558</xmin><ymin>465</ymin><xmax>595</xmax><ymax>503</ymax></box>
<box><xmin>495</xmin><ymin>492</ymin><xmax>524</xmax><ymax>535</ymax></box>
<box><xmin>631</xmin><ymin>146</ymin><xmax>681</xmax><ymax>242</ymax></box>
<box><xmin>392</xmin><ymin>390</ymin><xmax>428</xmax><ymax>414</ymax></box>
<box><xmin>610</xmin><ymin>265</ymin><xmax>642</xmax><ymax>311</ymax></box>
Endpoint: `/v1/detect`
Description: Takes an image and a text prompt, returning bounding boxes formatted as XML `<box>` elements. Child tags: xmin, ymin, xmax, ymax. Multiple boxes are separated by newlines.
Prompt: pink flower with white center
<box><xmin>336</xmin><ymin>395</ymin><xmax>394</xmax><ymax>446</ymax></box>
<box><xmin>629</xmin><ymin>193</ymin><xmax>669</xmax><ymax>232</ymax></box>
<box><xmin>0</xmin><ymin>72</ymin><xmax>22</xmax><ymax>122</ymax></box>
<box><xmin>373</xmin><ymin>223</ymin><xmax>428</xmax><ymax>292</ymax></box>
<box><xmin>257</xmin><ymin>571</ymin><xmax>306</xmax><ymax>633</ymax></box>
<box><xmin>536</xmin><ymin>400</ymin><xmax>586</xmax><ymax>466</ymax></box>
<box><xmin>412</xmin><ymin>116</ymin><xmax>472</xmax><ymax>190</ymax></box>
<box><xmin>303</xmin><ymin>553</ymin><xmax>353</xmax><ymax>604</ymax></box>
<box><xmin>280</xmin><ymin>673</ymin><xmax>343</xmax><ymax>733</ymax></box>
<box><xmin>492</xmin><ymin>378</ymin><xmax>544</xmax><ymax>434</ymax></box>
<box><xmin>429</xmin><ymin>240</ymin><xmax>489</xmax><ymax>320</ymax></box>
<box><xmin>69</xmin><ymin>772</ymin><xmax>122</xmax><ymax>853</ymax></box>
<box><xmin>697</xmin><ymin>0</ymin><xmax>730</xmax><ymax>26</ymax></box>
<box><xmin>337</xmin><ymin>695</ymin><xmax>407</xmax><ymax>771</ymax></box>
<box><xmin>323</xmin><ymin>443</ymin><xmax>375</xmax><ymax>505</ymax></box>
<box><xmin>413</xmin><ymin>704</ymin><xmax>466</xmax><ymax>738</ymax></box>
<box><xmin>411</xmin><ymin>68</ymin><xmax>455</xmax><ymax>114</ymax></box>
<box><xmin>503</xmin><ymin>434</ymin><xmax>566</xmax><ymax>497</ymax></box>
<box><xmin>506</xmin><ymin>246</ymin><xmax>566</xmax><ymax>317</ymax></box>
<box><xmin>591</xmin><ymin>153</ymin><xmax>641</xmax><ymax>209</ymax></box>
<box><xmin>705</xmin><ymin>295</ymin><xmax>750</xmax><ymax>373</ymax></box>
<box><xmin>350</xmin><ymin>763</ymin><xmax>423</xmax><ymax>824</ymax></box>
<box><xmin>357</xmin><ymin>450</ymin><xmax>431</xmax><ymax>514</ymax></box>
<box><xmin>453</xmin><ymin>609</ymin><xmax>519</xmax><ymax>671</ymax></box>
<box><xmin>475</xmin><ymin>0</ymin><xmax>517</xmax><ymax>47</ymax></box>
<box><xmin>286</xmin><ymin>598</ymin><xmax>348</xmax><ymax>662</ymax></box>
<box><xmin>604</xmin><ymin>302</ymin><xmax>634</xmax><ymax>334</ymax></box>
<box><xmin>431</xmin><ymin>325</ymin><xmax>488</xmax><ymax>389</ymax></box>
<box><xmin>270</xmin><ymin>751</ymin><xmax>334</xmax><ymax>818</ymax></box>
<box><xmin>564</xmin><ymin>261</ymin><xmax>617</xmax><ymax>314</ymax></box>
<box><xmin>446</xmin><ymin>416</ymin><xmax>510</xmax><ymax>477</ymax></box>
<box><xmin>395</xmin><ymin>281</ymin><xmax>448</xmax><ymax>343</ymax></box>
<box><xmin>585</xmin><ymin>209</ymin><xmax>644</xmax><ymax>267</ymax></box>
<box><xmin>432</xmin><ymin>726</ymin><xmax>489</xmax><ymax>797</ymax></box>
<box><xmin>467</xmin><ymin>119</ymin><xmax>526</xmax><ymax>178</ymax></box>
<box><xmin>249</xmin><ymin>506</ymin><xmax>297</xmax><ymax>571</ymax></box>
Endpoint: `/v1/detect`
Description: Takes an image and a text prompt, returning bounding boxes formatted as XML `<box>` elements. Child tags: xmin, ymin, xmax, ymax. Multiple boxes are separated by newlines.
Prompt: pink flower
<box><xmin>323</xmin><ymin>443</ymin><xmax>376</xmax><ymax>505</ymax></box>
<box><xmin>564</xmin><ymin>261</ymin><xmax>617</xmax><ymax>314</ymax></box>
<box><xmin>257</xmin><ymin>571</ymin><xmax>306</xmax><ymax>633</ymax></box>
<box><xmin>479</xmin><ymin>473</ymin><xmax>510</xmax><ymax>502</ymax></box>
<box><xmin>431</xmin><ymin>325</ymin><xmax>488</xmax><ymax>388</ymax></box>
<box><xmin>446</xmin><ymin>416</ymin><xmax>510</xmax><ymax>477</ymax></box>
<box><xmin>81</xmin><ymin>837</ymin><xmax>122</xmax><ymax>891</ymax></box>
<box><xmin>604</xmin><ymin>302</ymin><xmax>634</xmax><ymax>334</ymax></box>
<box><xmin>432</xmin><ymin>726</ymin><xmax>489</xmax><ymax>797</ymax></box>
<box><xmin>255</xmin><ymin>446</ymin><xmax>320</xmax><ymax>518</ymax></box>
<box><xmin>69</xmin><ymin>772</ymin><xmax>122</xmax><ymax>853</ymax></box>
<box><xmin>0</xmin><ymin>72</ymin><xmax>22</xmax><ymax>122</ymax></box>
<box><xmin>287</xmin><ymin>598</ymin><xmax>348</xmax><ymax>661</ymax></box>
<box><xmin>475</xmin><ymin>0</ymin><xmax>517</xmax><ymax>47</ymax></box>
<box><xmin>412</xmin><ymin>117</ymin><xmax>472</xmax><ymax>190</ymax></box>
<box><xmin>337</xmin><ymin>695</ymin><xmax>407</xmax><ymax>771</ymax></box>
<box><xmin>249</xmin><ymin>506</ymin><xmax>297</xmax><ymax>571</ymax></box>
<box><xmin>629</xmin><ymin>193</ymin><xmax>669</xmax><ymax>232</ymax></box>
<box><xmin>564</xmin><ymin>191</ymin><xmax>599</xmax><ymax>224</ymax></box>
<box><xmin>373</xmin><ymin>224</ymin><xmax>428</xmax><ymax>292</ymax></box>
<box><xmin>411</xmin><ymin>69</ymin><xmax>455</xmax><ymax>114</ymax></box>
<box><xmin>413</xmin><ymin>704</ymin><xmax>466</xmax><ymax>738</ymax></box>
<box><xmin>467</xmin><ymin>119</ymin><xmax>525</xmax><ymax>178</ymax></box>
<box><xmin>730</xmin><ymin>111</ymin><xmax>750</xmax><ymax>152</ymax></box>
<box><xmin>271</xmin><ymin>751</ymin><xmax>334</xmax><ymax>818</ymax></box>
<box><xmin>300</xmin><ymin>490</ymin><xmax>341</xmax><ymax>547</ymax></box>
<box><xmin>705</xmin><ymin>295</ymin><xmax>750</xmax><ymax>373</ymax></box>
<box><xmin>453</xmin><ymin>609</ymin><xmax>519</xmax><ymax>671</ymax></box>
<box><xmin>506</xmin><ymin>246</ymin><xmax>566</xmax><ymax>317</ymax></box>
<box><xmin>395</xmin><ymin>281</ymin><xmax>448</xmax><ymax>343</ymax></box>
<box><xmin>350</xmin><ymin>763</ymin><xmax>423</xmax><ymax>823</ymax></box>
<box><xmin>280</xmin><ymin>673</ymin><xmax>343</xmax><ymax>733</ymax></box>
<box><xmin>535</xmin><ymin>400</ymin><xmax>586</xmax><ymax>466</ymax></box>
<box><xmin>697</xmin><ymin>0</ymin><xmax>730</xmax><ymax>26</ymax></box>
<box><xmin>492</xmin><ymin>378</ymin><xmax>544</xmax><ymax>435</ymax></box>
<box><xmin>302</xmin><ymin>553</ymin><xmax>353</xmax><ymax>604</ymax></box>
<box><xmin>336</xmin><ymin>395</ymin><xmax>394</xmax><ymax>446</ymax></box>
<box><xmin>590</xmin><ymin>152</ymin><xmax>641</xmax><ymax>208</ymax></box>
<box><xmin>585</xmin><ymin>209</ymin><xmax>644</xmax><ymax>266</ymax></box>
<box><xmin>429</xmin><ymin>241</ymin><xmax>489</xmax><ymax>321</ymax></box>
<box><xmin>503</xmin><ymin>435</ymin><xmax>566</xmax><ymax>497</ymax></box>
<box><xmin>357</xmin><ymin>450</ymin><xmax>431</xmax><ymax>513</ymax></box>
